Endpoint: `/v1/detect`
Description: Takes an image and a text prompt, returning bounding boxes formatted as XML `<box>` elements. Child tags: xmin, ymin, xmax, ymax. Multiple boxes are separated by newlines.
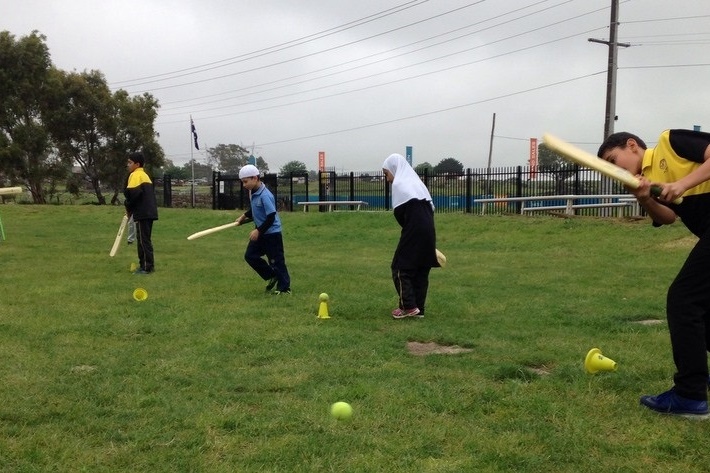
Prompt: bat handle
<box><xmin>650</xmin><ymin>185</ymin><xmax>683</xmax><ymax>205</ymax></box>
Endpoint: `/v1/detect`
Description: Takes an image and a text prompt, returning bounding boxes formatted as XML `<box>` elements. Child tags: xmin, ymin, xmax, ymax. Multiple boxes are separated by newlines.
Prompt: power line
<box><xmin>242</xmin><ymin>72</ymin><xmax>606</xmax><ymax>148</ymax></box>
<box><xmin>158</xmin><ymin>25</ymin><xmax>607</xmax><ymax>119</ymax></box>
<box><xmin>162</xmin><ymin>69</ymin><xmax>605</xmax><ymax>161</ymax></box>
<box><xmin>118</xmin><ymin>0</ymin><xmax>487</xmax><ymax>92</ymax></box>
<box><xmin>621</xmin><ymin>63</ymin><xmax>710</xmax><ymax>70</ymax></box>
<box><xmin>622</xmin><ymin>14</ymin><xmax>710</xmax><ymax>24</ymax></box>
<box><xmin>109</xmin><ymin>0</ymin><xmax>430</xmax><ymax>86</ymax></box>
<box><xmin>158</xmin><ymin>2</ymin><xmax>608</xmax><ymax>115</ymax></box>
<box><xmin>160</xmin><ymin>0</ymin><xmax>572</xmax><ymax>108</ymax></box>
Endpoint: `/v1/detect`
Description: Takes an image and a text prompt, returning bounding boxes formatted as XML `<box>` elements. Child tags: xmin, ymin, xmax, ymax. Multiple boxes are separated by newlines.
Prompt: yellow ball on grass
<box><xmin>330</xmin><ymin>401</ymin><xmax>352</xmax><ymax>420</ymax></box>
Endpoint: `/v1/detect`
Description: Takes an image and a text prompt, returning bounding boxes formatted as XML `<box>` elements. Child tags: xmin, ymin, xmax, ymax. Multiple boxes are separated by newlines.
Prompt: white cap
<box><xmin>238</xmin><ymin>164</ymin><xmax>260</xmax><ymax>179</ymax></box>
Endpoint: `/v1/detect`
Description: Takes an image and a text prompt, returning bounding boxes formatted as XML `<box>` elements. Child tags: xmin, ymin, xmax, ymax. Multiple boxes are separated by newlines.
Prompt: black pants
<box><xmin>244</xmin><ymin>232</ymin><xmax>290</xmax><ymax>291</ymax></box>
<box><xmin>392</xmin><ymin>267</ymin><xmax>431</xmax><ymax>313</ymax></box>
<box><xmin>667</xmin><ymin>227</ymin><xmax>710</xmax><ymax>401</ymax></box>
<box><xmin>135</xmin><ymin>219</ymin><xmax>155</xmax><ymax>272</ymax></box>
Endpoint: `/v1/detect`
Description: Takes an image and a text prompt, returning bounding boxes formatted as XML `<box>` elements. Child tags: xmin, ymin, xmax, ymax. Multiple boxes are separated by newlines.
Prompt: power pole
<box><xmin>485</xmin><ymin>112</ymin><xmax>496</xmax><ymax>195</ymax></box>
<box><xmin>588</xmin><ymin>0</ymin><xmax>630</xmax><ymax>139</ymax></box>
<box><xmin>588</xmin><ymin>0</ymin><xmax>630</xmax><ymax>213</ymax></box>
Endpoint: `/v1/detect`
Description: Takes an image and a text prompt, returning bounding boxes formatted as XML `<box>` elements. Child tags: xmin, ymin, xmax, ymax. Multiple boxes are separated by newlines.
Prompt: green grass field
<box><xmin>0</xmin><ymin>204</ymin><xmax>706</xmax><ymax>472</ymax></box>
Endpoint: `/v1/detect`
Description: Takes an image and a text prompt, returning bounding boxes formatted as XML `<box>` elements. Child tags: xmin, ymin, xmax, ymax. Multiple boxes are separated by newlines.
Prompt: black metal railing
<box><xmin>157</xmin><ymin>166</ymin><xmax>632</xmax><ymax>215</ymax></box>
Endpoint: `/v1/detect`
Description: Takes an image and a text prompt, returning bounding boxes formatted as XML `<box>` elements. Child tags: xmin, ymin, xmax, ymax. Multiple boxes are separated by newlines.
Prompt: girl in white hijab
<box><xmin>382</xmin><ymin>154</ymin><xmax>439</xmax><ymax>319</ymax></box>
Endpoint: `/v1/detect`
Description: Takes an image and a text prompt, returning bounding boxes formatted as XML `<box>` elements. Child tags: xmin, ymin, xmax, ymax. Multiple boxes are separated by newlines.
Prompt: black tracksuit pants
<box><xmin>667</xmin><ymin>227</ymin><xmax>710</xmax><ymax>401</ymax></box>
<box><xmin>392</xmin><ymin>267</ymin><xmax>431</xmax><ymax>313</ymax></box>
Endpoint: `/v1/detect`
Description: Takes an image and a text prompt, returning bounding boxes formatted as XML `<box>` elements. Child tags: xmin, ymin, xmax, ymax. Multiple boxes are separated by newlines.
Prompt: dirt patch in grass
<box><xmin>407</xmin><ymin>341</ymin><xmax>473</xmax><ymax>356</ymax></box>
<box><xmin>633</xmin><ymin>319</ymin><xmax>664</xmax><ymax>326</ymax></box>
<box><xmin>526</xmin><ymin>365</ymin><xmax>552</xmax><ymax>376</ymax></box>
<box><xmin>659</xmin><ymin>236</ymin><xmax>697</xmax><ymax>250</ymax></box>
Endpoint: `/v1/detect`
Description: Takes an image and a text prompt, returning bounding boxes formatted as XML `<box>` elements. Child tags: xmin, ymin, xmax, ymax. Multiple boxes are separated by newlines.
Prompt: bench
<box><xmin>476</xmin><ymin>194</ymin><xmax>638</xmax><ymax>217</ymax></box>
<box><xmin>521</xmin><ymin>201</ymin><xmax>633</xmax><ymax>217</ymax></box>
<box><xmin>297</xmin><ymin>201</ymin><xmax>368</xmax><ymax>212</ymax></box>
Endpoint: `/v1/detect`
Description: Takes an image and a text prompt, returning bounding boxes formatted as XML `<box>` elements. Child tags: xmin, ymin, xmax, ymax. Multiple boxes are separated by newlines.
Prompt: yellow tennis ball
<box><xmin>330</xmin><ymin>401</ymin><xmax>352</xmax><ymax>420</ymax></box>
<box><xmin>319</xmin><ymin>292</ymin><xmax>329</xmax><ymax>302</ymax></box>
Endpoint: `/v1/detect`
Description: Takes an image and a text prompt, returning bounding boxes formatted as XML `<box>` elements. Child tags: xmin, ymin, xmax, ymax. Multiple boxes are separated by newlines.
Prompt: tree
<box><xmin>181</xmin><ymin>159</ymin><xmax>213</xmax><ymax>181</ymax></box>
<box><xmin>0</xmin><ymin>31</ymin><xmax>67</xmax><ymax>203</ymax></box>
<box><xmin>538</xmin><ymin>143</ymin><xmax>575</xmax><ymax>194</ymax></box>
<box><xmin>207</xmin><ymin>144</ymin><xmax>249</xmax><ymax>173</ymax></box>
<box><xmin>433</xmin><ymin>158</ymin><xmax>464</xmax><ymax>174</ymax></box>
<box><xmin>103</xmin><ymin>89</ymin><xmax>164</xmax><ymax>204</ymax></box>
<box><xmin>279</xmin><ymin>161</ymin><xmax>307</xmax><ymax>175</ymax></box>
<box><xmin>0</xmin><ymin>31</ymin><xmax>164</xmax><ymax>205</ymax></box>
<box><xmin>160</xmin><ymin>159</ymin><xmax>188</xmax><ymax>180</ymax></box>
<box><xmin>415</xmin><ymin>162</ymin><xmax>433</xmax><ymax>175</ymax></box>
<box><xmin>206</xmin><ymin>143</ymin><xmax>269</xmax><ymax>175</ymax></box>
<box><xmin>47</xmin><ymin>70</ymin><xmax>164</xmax><ymax>205</ymax></box>
<box><xmin>254</xmin><ymin>156</ymin><xmax>269</xmax><ymax>174</ymax></box>
<box><xmin>45</xmin><ymin>69</ymin><xmax>114</xmax><ymax>204</ymax></box>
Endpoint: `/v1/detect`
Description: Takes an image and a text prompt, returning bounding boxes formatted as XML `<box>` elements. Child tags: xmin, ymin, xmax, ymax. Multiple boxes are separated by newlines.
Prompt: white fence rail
<box><xmin>475</xmin><ymin>194</ymin><xmax>640</xmax><ymax>217</ymax></box>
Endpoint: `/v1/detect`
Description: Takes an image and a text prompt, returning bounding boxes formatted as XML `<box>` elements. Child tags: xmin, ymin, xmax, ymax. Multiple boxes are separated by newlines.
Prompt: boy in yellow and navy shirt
<box><xmin>597</xmin><ymin>129</ymin><xmax>710</xmax><ymax>418</ymax></box>
<box><xmin>124</xmin><ymin>151</ymin><xmax>158</xmax><ymax>274</ymax></box>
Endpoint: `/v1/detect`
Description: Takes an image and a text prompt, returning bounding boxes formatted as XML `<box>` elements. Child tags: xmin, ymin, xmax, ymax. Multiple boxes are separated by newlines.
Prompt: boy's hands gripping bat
<box><xmin>542</xmin><ymin>133</ymin><xmax>683</xmax><ymax>204</ymax></box>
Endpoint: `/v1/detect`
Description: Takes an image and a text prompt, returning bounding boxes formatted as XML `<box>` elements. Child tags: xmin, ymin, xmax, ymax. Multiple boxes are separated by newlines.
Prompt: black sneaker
<box><xmin>265</xmin><ymin>277</ymin><xmax>278</xmax><ymax>292</ymax></box>
<box><xmin>272</xmin><ymin>289</ymin><xmax>292</xmax><ymax>295</ymax></box>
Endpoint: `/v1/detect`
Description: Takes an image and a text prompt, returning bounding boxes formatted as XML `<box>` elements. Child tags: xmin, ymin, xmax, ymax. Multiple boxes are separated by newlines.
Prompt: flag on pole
<box><xmin>191</xmin><ymin>117</ymin><xmax>199</xmax><ymax>150</ymax></box>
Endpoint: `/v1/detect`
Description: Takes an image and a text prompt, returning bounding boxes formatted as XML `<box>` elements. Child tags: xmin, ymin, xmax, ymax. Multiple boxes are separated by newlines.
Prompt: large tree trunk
<box><xmin>90</xmin><ymin>176</ymin><xmax>106</xmax><ymax>205</ymax></box>
<box><xmin>28</xmin><ymin>180</ymin><xmax>46</xmax><ymax>204</ymax></box>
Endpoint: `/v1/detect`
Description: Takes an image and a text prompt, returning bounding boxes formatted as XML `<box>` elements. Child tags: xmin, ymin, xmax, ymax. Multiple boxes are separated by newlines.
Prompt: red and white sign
<box><xmin>529</xmin><ymin>138</ymin><xmax>538</xmax><ymax>180</ymax></box>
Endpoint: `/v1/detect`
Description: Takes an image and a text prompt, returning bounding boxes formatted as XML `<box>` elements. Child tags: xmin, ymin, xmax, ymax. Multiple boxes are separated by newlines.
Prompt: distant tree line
<box><xmin>0</xmin><ymin>30</ymin><xmax>510</xmax><ymax>204</ymax></box>
<box><xmin>0</xmin><ymin>30</ymin><xmax>163</xmax><ymax>204</ymax></box>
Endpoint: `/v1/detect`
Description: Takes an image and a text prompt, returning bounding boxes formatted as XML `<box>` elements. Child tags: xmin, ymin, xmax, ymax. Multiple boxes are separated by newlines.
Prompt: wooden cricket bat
<box><xmin>0</xmin><ymin>186</ymin><xmax>22</xmax><ymax>196</ymax></box>
<box><xmin>435</xmin><ymin>249</ymin><xmax>446</xmax><ymax>268</ymax></box>
<box><xmin>542</xmin><ymin>133</ymin><xmax>683</xmax><ymax>205</ymax></box>
<box><xmin>109</xmin><ymin>215</ymin><xmax>129</xmax><ymax>257</ymax></box>
<box><xmin>187</xmin><ymin>218</ymin><xmax>252</xmax><ymax>240</ymax></box>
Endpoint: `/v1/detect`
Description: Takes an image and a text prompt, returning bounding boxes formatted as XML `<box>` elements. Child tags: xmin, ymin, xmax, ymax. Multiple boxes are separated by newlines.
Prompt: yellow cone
<box><xmin>133</xmin><ymin>288</ymin><xmax>148</xmax><ymax>302</ymax></box>
<box><xmin>584</xmin><ymin>348</ymin><xmax>617</xmax><ymax>374</ymax></box>
<box><xmin>317</xmin><ymin>293</ymin><xmax>330</xmax><ymax>319</ymax></box>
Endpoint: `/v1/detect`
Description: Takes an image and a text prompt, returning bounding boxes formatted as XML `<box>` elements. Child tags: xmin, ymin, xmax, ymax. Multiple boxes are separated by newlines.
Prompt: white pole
<box><xmin>190</xmin><ymin>116</ymin><xmax>195</xmax><ymax>208</ymax></box>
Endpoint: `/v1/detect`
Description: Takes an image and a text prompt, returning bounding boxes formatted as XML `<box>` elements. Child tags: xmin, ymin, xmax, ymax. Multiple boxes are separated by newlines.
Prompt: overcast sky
<box><xmin>3</xmin><ymin>0</ymin><xmax>710</xmax><ymax>172</ymax></box>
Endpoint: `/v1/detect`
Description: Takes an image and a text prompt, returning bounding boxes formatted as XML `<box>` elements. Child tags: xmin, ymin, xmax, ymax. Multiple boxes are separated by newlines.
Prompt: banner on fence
<box><xmin>529</xmin><ymin>138</ymin><xmax>538</xmax><ymax>180</ymax></box>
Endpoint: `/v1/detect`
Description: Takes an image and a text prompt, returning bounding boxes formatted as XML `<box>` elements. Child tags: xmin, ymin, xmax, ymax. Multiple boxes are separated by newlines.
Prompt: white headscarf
<box><xmin>382</xmin><ymin>153</ymin><xmax>433</xmax><ymax>209</ymax></box>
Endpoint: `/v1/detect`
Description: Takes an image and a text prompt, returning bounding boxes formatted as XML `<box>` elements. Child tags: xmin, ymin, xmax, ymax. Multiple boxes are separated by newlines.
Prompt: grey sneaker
<box><xmin>272</xmin><ymin>289</ymin><xmax>291</xmax><ymax>295</ymax></box>
<box><xmin>392</xmin><ymin>307</ymin><xmax>421</xmax><ymax>319</ymax></box>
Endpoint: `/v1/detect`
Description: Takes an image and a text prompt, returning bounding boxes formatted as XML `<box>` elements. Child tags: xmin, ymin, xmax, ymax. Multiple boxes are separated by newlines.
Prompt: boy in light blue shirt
<box><xmin>235</xmin><ymin>165</ymin><xmax>291</xmax><ymax>294</ymax></box>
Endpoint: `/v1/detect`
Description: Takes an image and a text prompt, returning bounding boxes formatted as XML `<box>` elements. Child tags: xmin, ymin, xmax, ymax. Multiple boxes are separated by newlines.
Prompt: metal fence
<box><xmin>156</xmin><ymin>166</ymin><xmax>637</xmax><ymax>216</ymax></box>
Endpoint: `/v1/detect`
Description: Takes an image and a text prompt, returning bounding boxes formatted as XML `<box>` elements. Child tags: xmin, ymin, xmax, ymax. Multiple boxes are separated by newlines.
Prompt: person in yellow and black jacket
<box><xmin>597</xmin><ymin>129</ymin><xmax>710</xmax><ymax>418</ymax></box>
<box><xmin>124</xmin><ymin>151</ymin><xmax>158</xmax><ymax>274</ymax></box>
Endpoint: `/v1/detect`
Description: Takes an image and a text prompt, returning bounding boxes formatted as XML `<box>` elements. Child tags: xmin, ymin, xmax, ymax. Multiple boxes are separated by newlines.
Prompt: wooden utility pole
<box><xmin>485</xmin><ymin>112</ymin><xmax>496</xmax><ymax>195</ymax></box>
<box><xmin>588</xmin><ymin>0</ymin><xmax>630</xmax><ymax>213</ymax></box>
<box><xmin>588</xmin><ymin>0</ymin><xmax>630</xmax><ymax>139</ymax></box>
